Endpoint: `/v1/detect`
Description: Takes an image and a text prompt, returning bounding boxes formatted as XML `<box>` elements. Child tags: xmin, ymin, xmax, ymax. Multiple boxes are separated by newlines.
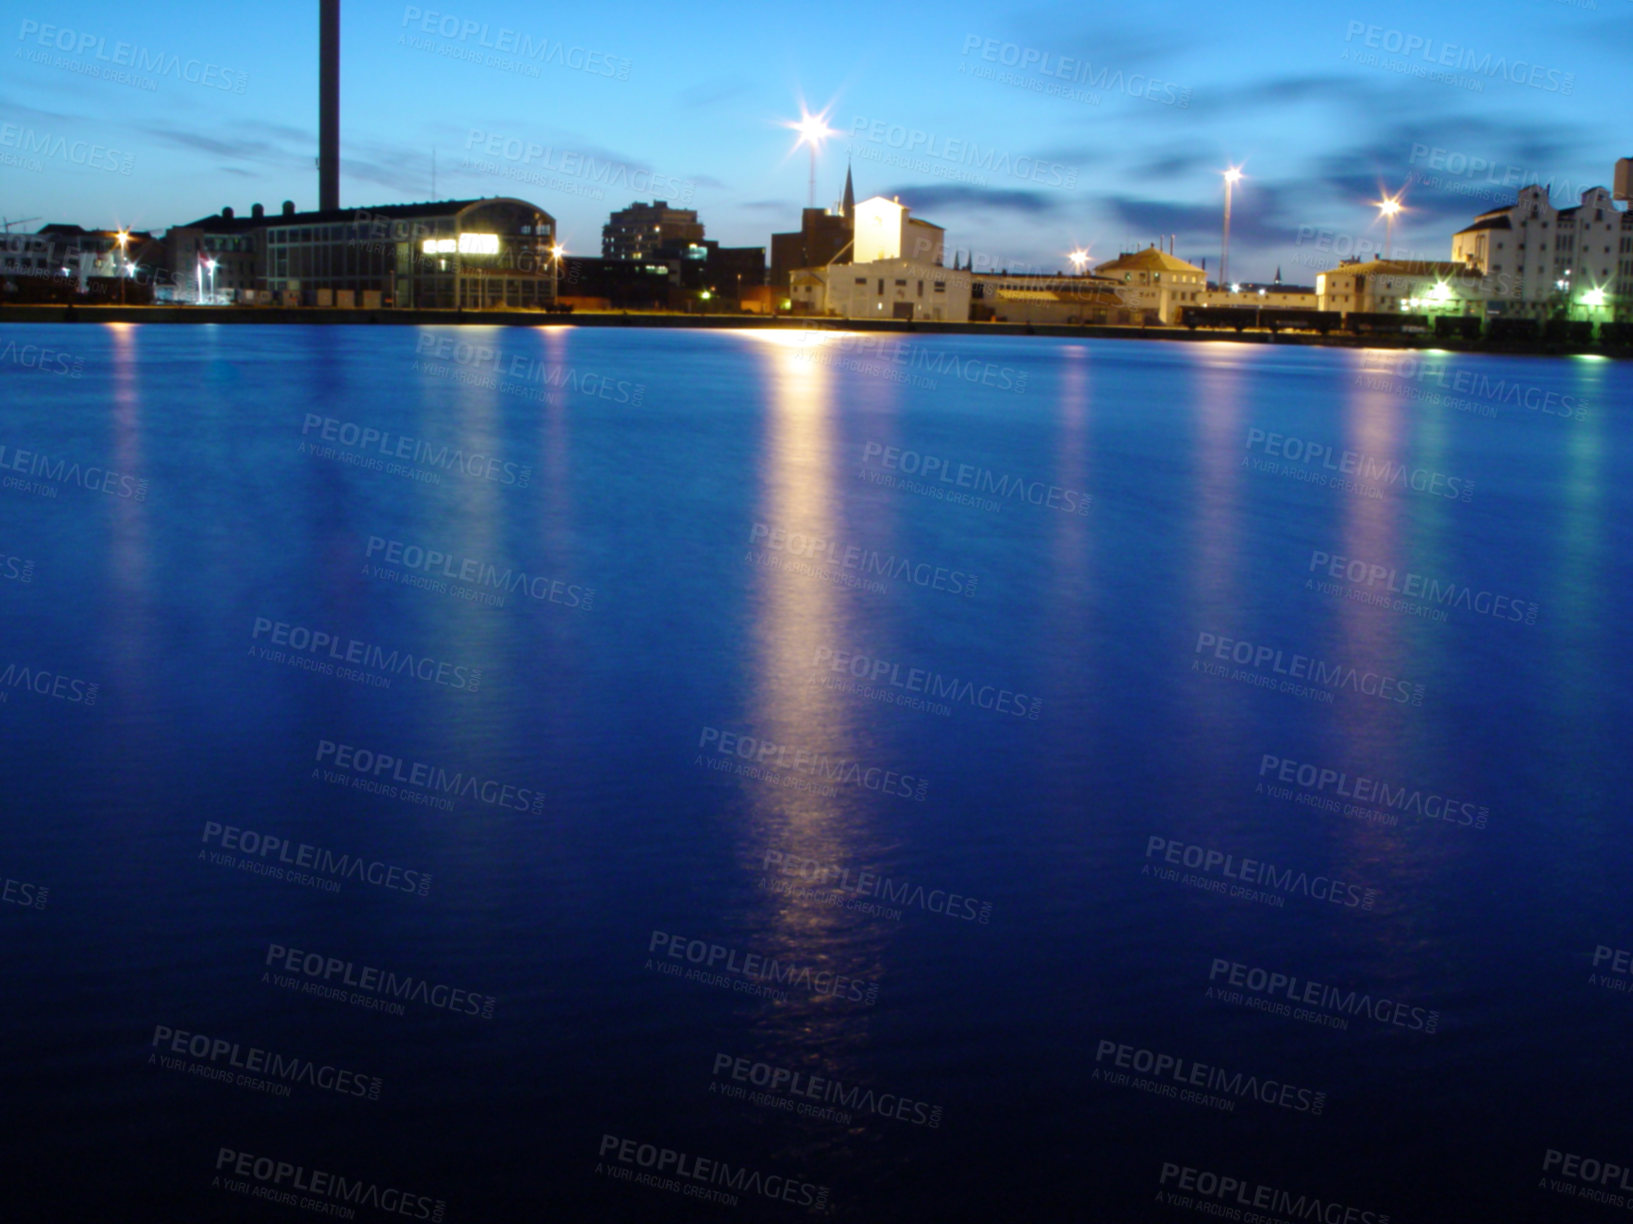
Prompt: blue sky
<box><xmin>3</xmin><ymin>0</ymin><xmax>1628</xmax><ymax>281</ymax></box>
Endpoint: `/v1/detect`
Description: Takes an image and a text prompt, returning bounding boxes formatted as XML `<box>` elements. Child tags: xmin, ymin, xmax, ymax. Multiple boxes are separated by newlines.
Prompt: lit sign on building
<box><xmin>421</xmin><ymin>233</ymin><xmax>501</xmax><ymax>255</ymax></box>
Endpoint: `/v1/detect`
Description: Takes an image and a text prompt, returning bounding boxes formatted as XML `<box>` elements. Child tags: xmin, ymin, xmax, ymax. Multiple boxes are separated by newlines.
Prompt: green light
<box><xmin>1583</xmin><ymin>288</ymin><xmax>1607</xmax><ymax>308</ymax></box>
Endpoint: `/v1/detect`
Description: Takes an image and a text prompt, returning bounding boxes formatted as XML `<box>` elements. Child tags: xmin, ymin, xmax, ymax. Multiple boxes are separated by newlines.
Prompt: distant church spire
<box><xmin>842</xmin><ymin>161</ymin><xmax>855</xmax><ymax>220</ymax></box>
<box><xmin>1274</xmin><ymin>265</ymin><xmax>1282</xmax><ymax>285</ymax></box>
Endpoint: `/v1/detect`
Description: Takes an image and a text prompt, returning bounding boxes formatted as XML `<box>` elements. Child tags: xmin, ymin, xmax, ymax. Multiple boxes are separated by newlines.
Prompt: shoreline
<box><xmin>2</xmin><ymin>304</ymin><xmax>1625</xmax><ymax>359</ymax></box>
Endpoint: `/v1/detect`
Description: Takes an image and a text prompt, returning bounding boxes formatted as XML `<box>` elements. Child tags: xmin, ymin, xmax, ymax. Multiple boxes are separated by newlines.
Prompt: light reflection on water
<box><xmin>1</xmin><ymin>324</ymin><xmax>1629</xmax><ymax>1221</ymax></box>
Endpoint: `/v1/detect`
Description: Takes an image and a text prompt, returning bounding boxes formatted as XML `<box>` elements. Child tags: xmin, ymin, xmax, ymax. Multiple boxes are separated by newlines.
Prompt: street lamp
<box><xmin>1220</xmin><ymin>167</ymin><xmax>1242</xmax><ymax>290</ymax></box>
<box><xmin>116</xmin><ymin>229</ymin><xmax>130</xmax><ymax>304</ymax></box>
<box><xmin>784</xmin><ymin>108</ymin><xmax>837</xmax><ymax>209</ymax></box>
<box><xmin>1068</xmin><ymin>248</ymin><xmax>1089</xmax><ymax>275</ymax></box>
<box><xmin>206</xmin><ymin>258</ymin><xmax>218</xmax><ymax>304</ymax></box>
<box><xmin>1375</xmin><ymin>193</ymin><xmax>1403</xmax><ymax>260</ymax></box>
<box><xmin>550</xmin><ymin>242</ymin><xmax>564</xmax><ymax>307</ymax></box>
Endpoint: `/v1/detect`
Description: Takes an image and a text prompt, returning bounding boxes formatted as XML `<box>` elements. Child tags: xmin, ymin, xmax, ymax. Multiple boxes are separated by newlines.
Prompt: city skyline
<box><xmin>2</xmin><ymin>0</ymin><xmax>1626</xmax><ymax>278</ymax></box>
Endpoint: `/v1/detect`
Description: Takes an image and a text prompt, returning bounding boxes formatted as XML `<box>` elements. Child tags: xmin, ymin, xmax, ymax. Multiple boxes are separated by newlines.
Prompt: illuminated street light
<box><xmin>1068</xmin><ymin>248</ymin><xmax>1089</xmax><ymax>274</ymax></box>
<box><xmin>551</xmin><ymin>242</ymin><xmax>565</xmax><ymax>304</ymax></box>
<box><xmin>1376</xmin><ymin>193</ymin><xmax>1403</xmax><ymax>260</ymax></box>
<box><xmin>1221</xmin><ymin>167</ymin><xmax>1243</xmax><ymax>290</ymax></box>
<box><xmin>116</xmin><ymin>229</ymin><xmax>130</xmax><ymax>305</ymax></box>
<box><xmin>206</xmin><ymin>258</ymin><xmax>218</xmax><ymax>304</ymax></box>
<box><xmin>784</xmin><ymin>107</ymin><xmax>837</xmax><ymax>209</ymax></box>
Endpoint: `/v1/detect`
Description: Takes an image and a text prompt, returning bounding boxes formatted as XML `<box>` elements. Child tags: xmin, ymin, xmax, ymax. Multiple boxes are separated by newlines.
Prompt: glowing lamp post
<box><xmin>1376</xmin><ymin>193</ymin><xmax>1403</xmax><ymax>260</ymax></box>
<box><xmin>1068</xmin><ymin>248</ymin><xmax>1089</xmax><ymax>275</ymax></box>
<box><xmin>551</xmin><ymin>243</ymin><xmax>564</xmax><ymax>306</ymax></box>
<box><xmin>785</xmin><ymin>109</ymin><xmax>837</xmax><ymax>210</ymax></box>
<box><xmin>1220</xmin><ymin>167</ymin><xmax>1242</xmax><ymax>292</ymax></box>
<box><xmin>116</xmin><ymin>229</ymin><xmax>130</xmax><ymax>304</ymax></box>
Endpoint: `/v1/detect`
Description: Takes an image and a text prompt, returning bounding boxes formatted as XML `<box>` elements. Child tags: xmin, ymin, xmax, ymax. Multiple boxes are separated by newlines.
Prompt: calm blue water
<box><xmin>2</xmin><ymin>323</ymin><xmax>1629</xmax><ymax>1222</ymax></box>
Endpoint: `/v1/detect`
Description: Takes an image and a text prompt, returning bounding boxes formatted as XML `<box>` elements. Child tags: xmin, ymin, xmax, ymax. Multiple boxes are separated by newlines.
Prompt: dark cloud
<box><xmin>1124</xmin><ymin>143</ymin><xmax>1221</xmax><ymax>182</ymax></box>
<box><xmin>0</xmin><ymin>91</ymin><xmax>86</xmax><ymax>125</ymax></box>
<box><xmin>1302</xmin><ymin>118</ymin><xmax>1610</xmax><ymax>226</ymax></box>
<box><xmin>1001</xmin><ymin>10</ymin><xmax>1202</xmax><ymax>67</ymax></box>
<box><xmin>136</xmin><ymin>124</ymin><xmax>293</xmax><ymax>164</ymax></box>
<box><xmin>877</xmin><ymin>184</ymin><xmax>1063</xmax><ymax>216</ymax></box>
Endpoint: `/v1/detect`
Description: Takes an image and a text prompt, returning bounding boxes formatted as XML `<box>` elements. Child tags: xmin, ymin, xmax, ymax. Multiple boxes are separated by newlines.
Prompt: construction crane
<box><xmin>2</xmin><ymin>217</ymin><xmax>41</xmax><ymax>231</ymax></box>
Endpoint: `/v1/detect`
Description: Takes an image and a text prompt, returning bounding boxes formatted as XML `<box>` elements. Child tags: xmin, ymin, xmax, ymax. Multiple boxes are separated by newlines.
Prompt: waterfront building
<box><xmin>0</xmin><ymin>231</ymin><xmax>59</xmax><ymax>281</ymax></box>
<box><xmin>1091</xmin><ymin>247</ymin><xmax>1208</xmax><ymax>323</ymax></box>
<box><xmin>701</xmin><ymin>242</ymin><xmax>767</xmax><ymax>305</ymax></box>
<box><xmin>164</xmin><ymin>209</ymin><xmax>267</xmax><ymax>303</ymax></box>
<box><xmin>561</xmin><ymin>240</ymin><xmax>764</xmax><ymax>310</ymax></box>
<box><xmin>1315</xmin><ymin>260</ymin><xmax>1488</xmax><ymax>316</ymax></box>
<box><xmin>785</xmin><ymin>185</ymin><xmax>958</xmax><ymax>319</ymax></box>
<box><xmin>172</xmin><ymin>197</ymin><xmax>558</xmax><ymax>309</ymax></box>
<box><xmin>602</xmin><ymin>201</ymin><xmax>705</xmax><ymax>260</ymax></box>
<box><xmin>969</xmin><ymin>273</ymin><xmax>1132</xmax><ymax>324</ymax></box>
<box><xmin>771</xmin><ymin>209</ymin><xmax>853</xmax><ymax>294</ymax></box>
<box><xmin>1</xmin><ymin>225</ymin><xmax>160</xmax><ymax>301</ymax></box>
<box><xmin>770</xmin><ymin>167</ymin><xmax>862</xmax><ymax>295</ymax></box>
<box><xmin>1452</xmin><ymin>177</ymin><xmax>1629</xmax><ymax>321</ymax></box>
<box><xmin>558</xmin><ymin>255</ymin><xmax>672</xmax><ymax>310</ymax></box>
<box><xmin>852</xmin><ymin>195</ymin><xmax>945</xmax><ymax>265</ymax></box>
<box><xmin>790</xmin><ymin>259</ymin><xmax>970</xmax><ymax>321</ymax></box>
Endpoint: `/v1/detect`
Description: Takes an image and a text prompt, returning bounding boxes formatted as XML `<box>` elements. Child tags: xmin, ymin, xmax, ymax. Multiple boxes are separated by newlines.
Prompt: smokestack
<box><xmin>319</xmin><ymin>0</ymin><xmax>340</xmax><ymax>212</ymax></box>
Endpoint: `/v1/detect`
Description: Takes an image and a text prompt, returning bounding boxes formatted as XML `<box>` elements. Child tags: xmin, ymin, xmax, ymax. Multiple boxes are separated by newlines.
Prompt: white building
<box><xmin>791</xmin><ymin>259</ymin><xmax>970</xmax><ymax>321</ymax></box>
<box><xmin>1315</xmin><ymin>260</ymin><xmax>1488</xmax><ymax>316</ymax></box>
<box><xmin>852</xmin><ymin>195</ymin><xmax>944</xmax><ymax>265</ymax></box>
<box><xmin>1452</xmin><ymin>180</ymin><xmax>1629</xmax><ymax>321</ymax></box>
<box><xmin>1091</xmin><ymin>247</ymin><xmax>1207</xmax><ymax>323</ymax></box>
<box><xmin>789</xmin><ymin>193</ymin><xmax>966</xmax><ymax>320</ymax></box>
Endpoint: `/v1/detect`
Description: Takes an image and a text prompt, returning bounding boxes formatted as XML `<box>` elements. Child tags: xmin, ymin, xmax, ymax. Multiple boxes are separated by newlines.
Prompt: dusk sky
<box><xmin>4</xmin><ymin>0</ymin><xmax>1628</xmax><ymax>280</ymax></box>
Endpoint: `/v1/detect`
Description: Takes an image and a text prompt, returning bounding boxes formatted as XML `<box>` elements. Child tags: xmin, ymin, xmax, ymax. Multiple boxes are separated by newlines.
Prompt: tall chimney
<box><xmin>319</xmin><ymin>0</ymin><xmax>340</xmax><ymax>211</ymax></box>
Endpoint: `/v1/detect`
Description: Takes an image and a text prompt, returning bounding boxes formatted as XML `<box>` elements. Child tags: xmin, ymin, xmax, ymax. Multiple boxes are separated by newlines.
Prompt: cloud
<box><xmin>1000</xmin><ymin>10</ymin><xmax>1202</xmax><ymax>67</ymax></box>
<box><xmin>136</xmin><ymin>124</ymin><xmax>292</xmax><ymax>163</ymax></box>
<box><xmin>876</xmin><ymin>184</ymin><xmax>1063</xmax><ymax>215</ymax></box>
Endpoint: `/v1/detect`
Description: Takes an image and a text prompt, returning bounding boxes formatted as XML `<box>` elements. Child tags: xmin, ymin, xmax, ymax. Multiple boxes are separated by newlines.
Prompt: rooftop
<box><xmin>1455</xmin><ymin>215</ymin><xmax>1513</xmax><ymax>235</ymax></box>
<box><xmin>1324</xmin><ymin>259</ymin><xmax>1482</xmax><ymax>277</ymax></box>
<box><xmin>1095</xmin><ymin>247</ymin><xmax>1206</xmax><ymax>275</ymax></box>
<box><xmin>177</xmin><ymin>197</ymin><xmax>544</xmax><ymax>232</ymax></box>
